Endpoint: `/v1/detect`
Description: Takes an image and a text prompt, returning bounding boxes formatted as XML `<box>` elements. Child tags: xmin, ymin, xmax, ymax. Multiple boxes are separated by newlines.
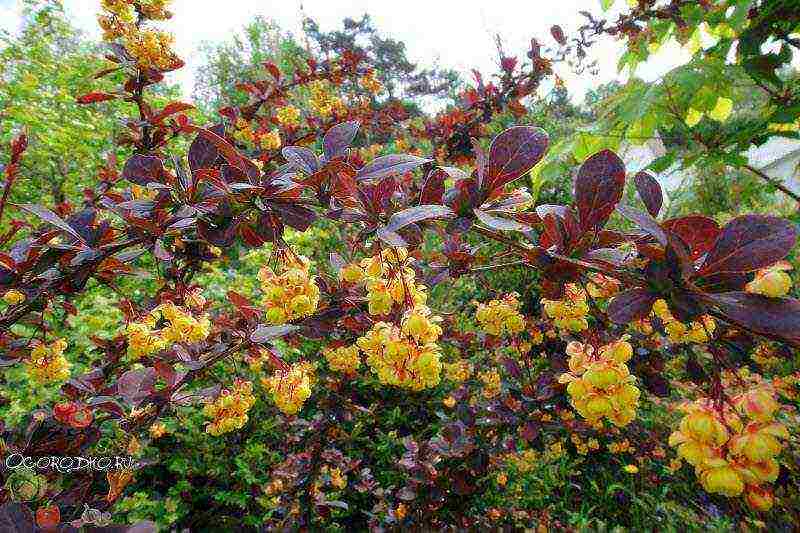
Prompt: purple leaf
<box><xmin>116</xmin><ymin>368</ymin><xmax>156</xmax><ymax>403</ymax></box>
<box><xmin>323</xmin><ymin>121</ymin><xmax>359</xmax><ymax>160</ymax></box>
<box><xmin>251</xmin><ymin>324</ymin><xmax>299</xmax><ymax>343</ymax></box>
<box><xmin>699</xmin><ymin>291</ymin><xmax>800</xmax><ymax>345</ymax></box>
<box><xmin>122</xmin><ymin>155</ymin><xmax>165</xmax><ymax>186</ymax></box>
<box><xmin>356</xmin><ymin>154</ymin><xmax>431</xmax><ymax>181</ymax></box>
<box><xmin>616</xmin><ymin>205</ymin><xmax>667</xmax><ymax>246</ymax></box>
<box><xmin>282</xmin><ymin>146</ymin><xmax>320</xmax><ymax>175</ymax></box>
<box><xmin>473</xmin><ymin>208</ymin><xmax>531</xmax><ymax>232</ymax></box>
<box><xmin>697</xmin><ymin>215</ymin><xmax>798</xmax><ymax>277</ymax></box>
<box><xmin>607</xmin><ymin>288</ymin><xmax>658</xmax><ymax>324</ymax></box>
<box><xmin>189</xmin><ymin>126</ymin><xmax>222</xmax><ymax>172</ymax></box>
<box><xmin>383</xmin><ymin>205</ymin><xmax>455</xmax><ymax>233</ymax></box>
<box><xmin>634</xmin><ymin>171</ymin><xmax>662</xmax><ymax>217</ymax></box>
<box><xmin>575</xmin><ymin>149</ymin><xmax>625</xmax><ymax>232</ymax></box>
<box><xmin>486</xmin><ymin>126</ymin><xmax>549</xmax><ymax>191</ymax></box>
<box><xmin>18</xmin><ymin>204</ymin><xmax>86</xmax><ymax>244</ymax></box>
<box><xmin>377</xmin><ymin>205</ymin><xmax>455</xmax><ymax>246</ymax></box>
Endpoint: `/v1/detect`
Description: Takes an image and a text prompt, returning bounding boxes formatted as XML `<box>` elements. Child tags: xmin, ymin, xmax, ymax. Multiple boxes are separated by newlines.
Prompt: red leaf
<box><xmin>634</xmin><ymin>171</ymin><xmax>662</xmax><ymax>218</ymax></box>
<box><xmin>575</xmin><ymin>150</ymin><xmax>625</xmax><ymax>232</ymax></box>
<box><xmin>663</xmin><ymin>215</ymin><xmax>720</xmax><ymax>261</ymax></box>
<box><xmin>152</xmin><ymin>102</ymin><xmax>194</xmax><ymax>124</ymax></box>
<box><xmin>486</xmin><ymin>126</ymin><xmax>549</xmax><ymax>192</ymax></box>
<box><xmin>699</xmin><ymin>291</ymin><xmax>800</xmax><ymax>345</ymax></box>
<box><xmin>551</xmin><ymin>25</ymin><xmax>567</xmax><ymax>45</ymax></box>
<box><xmin>263</xmin><ymin>61</ymin><xmax>281</xmax><ymax>80</ymax></box>
<box><xmin>607</xmin><ymin>288</ymin><xmax>658</xmax><ymax>324</ymax></box>
<box><xmin>696</xmin><ymin>215</ymin><xmax>798</xmax><ymax>277</ymax></box>
<box><xmin>186</xmin><ymin>125</ymin><xmax>259</xmax><ymax>179</ymax></box>
<box><xmin>419</xmin><ymin>169</ymin><xmax>446</xmax><ymax>205</ymax></box>
<box><xmin>76</xmin><ymin>92</ymin><xmax>116</xmax><ymax>104</ymax></box>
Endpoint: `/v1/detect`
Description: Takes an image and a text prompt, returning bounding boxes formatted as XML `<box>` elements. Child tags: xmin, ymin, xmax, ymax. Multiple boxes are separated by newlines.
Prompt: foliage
<box><xmin>0</xmin><ymin>1</ymin><xmax>799</xmax><ymax>531</ymax></box>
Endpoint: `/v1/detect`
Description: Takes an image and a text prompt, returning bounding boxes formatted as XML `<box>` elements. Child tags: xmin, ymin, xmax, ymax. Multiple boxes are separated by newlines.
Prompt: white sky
<box><xmin>0</xmin><ymin>0</ymin><xmax>689</xmax><ymax>103</ymax></box>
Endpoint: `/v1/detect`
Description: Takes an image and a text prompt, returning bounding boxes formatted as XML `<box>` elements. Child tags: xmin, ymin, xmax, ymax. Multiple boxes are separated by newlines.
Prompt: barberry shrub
<box><xmin>1</xmin><ymin>1</ymin><xmax>799</xmax><ymax>530</ymax></box>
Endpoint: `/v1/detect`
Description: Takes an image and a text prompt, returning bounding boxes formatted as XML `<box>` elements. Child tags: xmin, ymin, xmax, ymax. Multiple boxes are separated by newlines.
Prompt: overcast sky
<box><xmin>0</xmin><ymin>0</ymin><xmax>690</xmax><ymax>103</ymax></box>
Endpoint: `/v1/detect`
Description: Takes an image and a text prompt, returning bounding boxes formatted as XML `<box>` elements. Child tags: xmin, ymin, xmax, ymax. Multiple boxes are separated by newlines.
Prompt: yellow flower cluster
<box><xmin>474</xmin><ymin>293</ymin><xmax>526</xmax><ymax>337</ymax></box>
<box><xmin>258</xmin><ymin>254</ymin><xmax>320</xmax><ymax>325</ymax></box>
<box><xmin>751</xmin><ymin>342</ymin><xmax>780</xmax><ymax>368</ymax></box>
<box><xmin>276</xmin><ymin>105</ymin><xmax>302</xmax><ymax>127</ymax></box>
<box><xmin>323</xmin><ymin>344</ymin><xmax>361</xmax><ymax>374</ymax></box>
<box><xmin>357</xmin><ymin>311</ymin><xmax>442</xmax><ymax>390</ymax></box>
<box><xmin>2</xmin><ymin>289</ymin><xmax>25</xmax><ymax>305</ymax></box>
<box><xmin>260</xmin><ymin>128</ymin><xmax>282</xmax><ymax>150</ymax></box>
<box><xmin>652</xmin><ymin>299</ymin><xmax>715</xmax><ymax>344</ymax></box>
<box><xmin>586</xmin><ymin>273</ymin><xmax>621</xmax><ymax>299</ymax></box>
<box><xmin>479</xmin><ymin>368</ymin><xmax>502</xmax><ymax>399</ymax></box>
<box><xmin>307</xmin><ymin>80</ymin><xmax>345</xmax><ymax>118</ymax></box>
<box><xmin>262</xmin><ymin>361</ymin><xmax>316</xmax><ymax>415</ymax></box>
<box><xmin>570</xmin><ymin>433</ymin><xmax>600</xmax><ymax>455</ymax></box>
<box><xmin>558</xmin><ymin>338</ymin><xmax>640</xmax><ymax>427</ymax></box>
<box><xmin>125</xmin><ymin>303</ymin><xmax>211</xmax><ymax>359</ymax></box>
<box><xmin>98</xmin><ymin>1</ymin><xmax>179</xmax><ymax>71</ymax></box>
<box><xmin>123</xmin><ymin>29</ymin><xmax>179</xmax><ymax>71</ymax></box>
<box><xmin>444</xmin><ymin>359</ymin><xmax>473</xmax><ymax>382</ymax></box>
<box><xmin>359</xmin><ymin>71</ymin><xmax>383</xmax><ymax>94</ymax></box>
<box><xmin>745</xmin><ymin>261</ymin><xmax>793</xmax><ymax>298</ymax></box>
<box><xmin>203</xmin><ymin>380</ymin><xmax>256</xmax><ymax>436</ymax></box>
<box><xmin>26</xmin><ymin>339</ymin><xmax>71</xmax><ymax>385</ymax></box>
<box><xmin>342</xmin><ymin>248</ymin><xmax>428</xmax><ymax>316</ymax></box>
<box><xmin>233</xmin><ymin>119</ymin><xmax>281</xmax><ymax>150</ymax></box>
<box><xmin>542</xmin><ymin>284</ymin><xmax>589</xmax><ymax>333</ymax></box>
<box><xmin>669</xmin><ymin>381</ymin><xmax>788</xmax><ymax>510</ymax></box>
<box><xmin>137</xmin><ymin>0</ymin><xmax>173</xmax><ymax>20</ymax></box>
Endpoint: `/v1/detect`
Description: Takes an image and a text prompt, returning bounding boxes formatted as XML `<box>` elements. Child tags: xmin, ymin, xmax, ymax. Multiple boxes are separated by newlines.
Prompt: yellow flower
<box><xmin>699</xmin><ymin>459</ymin><xmax>744</xmax><ymax>497</ymax></box>
<box><xmin>204</xmin><ymin>380</ymin><xmax>256</xmax><ymax>436</ymax></box>
<box><xmin>357</xmin><ymin>321</ymin><xmax>442</xmax><ymax>391</ymax></box>
<box><xmin>623</xmin><ymin>464</ymin><xmax>639</xmax><ymax>474</ymax></box>
<box><xmin>340</xmin><ymin>263</ymin><xmax>364</xmax><ymax>283</ymax></box>
<box><xmin>475</xmin><ymin>293</ymin><xmax>526</xmax><ymax>337</ymax></box>
<box><xmin>329</xmin><ymin>467</ymin><xmax>347</xmax><ymax>490</ymax></box>
<box><xmin>444</xmin><ymin>359</ymin><xmax>473</xmax><ymax>382</ymax></box>
<box><xmin>443</xmin><ymin>396</ymin><xmax>456</xmax><ymax>408</ymax></box>
<box><xmin>324</xmin><ymin>345</ymin><xmax>361</xmax><ymax>374</ymax></box>
<box><xmin>542</xmin><ymin>284</ymin><xmax>589</xmax><ymax>333</ymax></box>
<box><xmin>26</xmin><ymin>339</ymin><xmax>71</xmax><ymax>385</ymax></box>
<box><xmin>149</xmin><ymin>423</ymin><xmax>167</xmax><ymax>439</ymax></box>
<box><xmin>2</xmin><ymin>289</ymin><xmax>25</xmax><ymax>305</ymax></box>
<box><xmin>746</xmin><ymin>261</ymin><xmax>793</xmax><ymax>298</ymax></box>
<box><xmin>359</xmin><ymin>71</ymin><xmax>383</xmax><ymax>94</ymax></box>
<box><xmin>685</xmin><ymin>107</ymin><xmax>704</xmax><ymax>127</ymax></box>
<box><xmin>260</xmin><ymin>128</ymin><xmax>282</xmax><ymax>151</ymax></box>
<box><xmin>707</xmin><ymin>97</ymin><xmax>733</xmax><ymax>122</ymax></box>
<box><xmin>259</xmin><ymin>253</ymin><xmax>320</xmax><ymax>325</ymax></box>
<box><xmin>276</xmin><ymin>105</ymin><xmax>302</xmax><ymax>127</ymax></box>
<box><xmin>479</xmin><ymin>369</ymin><xmax>502</xmax><ymax>399</ymax></box>
<box><xmin>262</xmin><ymin>361</ymin><xmax>315</xmax><ymax>415</ymax></box>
